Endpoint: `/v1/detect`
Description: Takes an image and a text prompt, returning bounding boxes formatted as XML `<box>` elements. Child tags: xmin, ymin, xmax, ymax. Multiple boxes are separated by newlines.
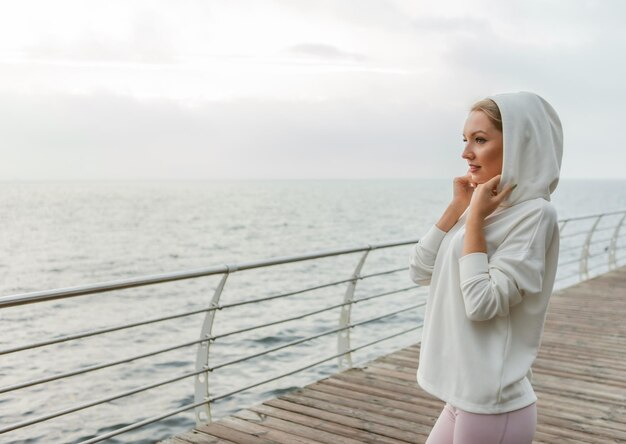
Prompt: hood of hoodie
<box><xmin>486</xmin><ymin>91</ymin><xmax>563</xmax><ymax>207</ymax></box>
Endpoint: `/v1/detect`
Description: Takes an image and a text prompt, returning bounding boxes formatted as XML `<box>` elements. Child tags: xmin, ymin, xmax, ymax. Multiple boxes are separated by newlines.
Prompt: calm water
<box><xmin>1</xmin><ymin>178</ymin><xmax>625</xmax><ymax>443</ymax></box>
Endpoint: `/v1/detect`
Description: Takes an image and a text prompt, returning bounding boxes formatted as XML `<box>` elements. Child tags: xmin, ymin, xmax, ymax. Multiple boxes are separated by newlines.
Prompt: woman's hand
<box><xmin>451</xmin><ymin>172</ymin><xmax>477</xmax><ymax>211</ymax></box>
<box><xmin>434</xmin><ymin>173</ymin><xmax>477</xmax><ymax>232</ymax></box>
<box><xmin>468</xmin><ymin>174</ymin><xmax>516</xmax><ymax>221</ymax></box>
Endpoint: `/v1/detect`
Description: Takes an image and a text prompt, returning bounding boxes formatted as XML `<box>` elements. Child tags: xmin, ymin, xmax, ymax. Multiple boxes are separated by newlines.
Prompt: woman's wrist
<box><xmin>450</xmin><ymin>198</ymin><xmax>468</xmax><ymax>213</ymax></box>
<box><xmin>436</xmin><ymin>201</ymin><xmax>467</xmax><ymax>232</ymax></box>
<box><xmin>466</xmin><ymin>212</ymin><xmax>486</xmax><ymax>226</ymax></box>
<box><xmin>463</xmin><ymin>214</ymin><xmax>487</xmax><ymax>255</ymax></box>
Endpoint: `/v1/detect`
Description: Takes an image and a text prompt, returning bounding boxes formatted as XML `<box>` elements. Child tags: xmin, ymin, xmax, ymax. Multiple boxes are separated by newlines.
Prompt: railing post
<box><xmin>580</xmin><ymin>215</ymin><xmax>603</xmax><ymax>281</ymax></box>
<box><xmin>194</xmin><ymin>269</ymin><xmax>232</xmax><ymax>425</ymax></box>
<box><xmin>609</xmin><ymin>213</ymin><xmax>626</xmax><ymax>270</ymax></box>
<box><xmin>337</xmin><ymin>248</ymin><xmax>371</xmax><ymax>372</ymax></box>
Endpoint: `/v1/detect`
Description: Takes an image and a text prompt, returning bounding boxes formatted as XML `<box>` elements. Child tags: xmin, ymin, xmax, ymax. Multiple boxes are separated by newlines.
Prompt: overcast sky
<box><xmin>1</xmin><ymin>0</ymin><xmax>624</xmax><ymax>180</ymax></box>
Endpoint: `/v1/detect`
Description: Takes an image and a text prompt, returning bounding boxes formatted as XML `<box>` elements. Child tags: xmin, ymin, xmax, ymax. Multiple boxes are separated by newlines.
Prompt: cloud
<box><xmin>3</xmin><ymin>87</ymin><xmax>624</xmax><ymax>181</ymax></box>
<box><xmin>410</xmin><ymin>14</ymin><xmax>494</xmax><ymax>35</ymax></box>
<box><xmin>283</xmin><ymin>43</ymin><xmax>368</xmax><ymax>63</ymax></box>
<box><xmin>17</xmin><ymin>6</ymin><xmax>177</xmax><ymax>65</ymax></box>
<box><xmin>0</xmin><ymin>1</ymin><xmax>625</xmax><ymax>180</ymax></box>
<box><xmin>0</xmin><ymin>91</ymin><xmax>461</xmax><ymax>180</ymax></box>
<box><xmin>269</xmin><ymin>0</ymin><xmax>412</xmax><ymax>30</ymax></box>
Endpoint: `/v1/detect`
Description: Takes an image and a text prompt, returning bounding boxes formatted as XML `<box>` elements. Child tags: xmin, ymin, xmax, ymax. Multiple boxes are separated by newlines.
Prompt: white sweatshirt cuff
<box><xmin>458</xmin><ymin>252</ymin><xmax>489</xmax><ymax>282</ymax></box>
<box><xmin>419</xmin><ymin>224</ymin><xmax>447</xmax><ymax>253</ymax></box>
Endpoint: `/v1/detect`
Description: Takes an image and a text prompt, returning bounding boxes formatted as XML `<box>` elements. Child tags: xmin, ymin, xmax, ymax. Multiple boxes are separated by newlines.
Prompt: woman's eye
<box><xmin>462</xmin><ymin>138</ymin><xmax>486</xmax><ymax>144</ymax></box>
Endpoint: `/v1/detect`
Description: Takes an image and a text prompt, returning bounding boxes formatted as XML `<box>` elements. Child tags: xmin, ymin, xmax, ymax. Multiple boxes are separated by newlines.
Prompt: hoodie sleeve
<box><xmin>458</xmin><ymin>204</ymin><xmax>558</xmax><ymax>322</ymax></box>
<box><xmin>408</xmin><ymin>224</ymin><xmax>448</xmax><ymax>286</ymax></box>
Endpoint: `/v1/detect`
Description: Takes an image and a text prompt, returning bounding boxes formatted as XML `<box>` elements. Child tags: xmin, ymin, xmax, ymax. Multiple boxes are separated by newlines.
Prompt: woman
<box><xmin>408</xmin><ymin>91</ymin><xmax>563</xmax><ymax>444</ymax></box>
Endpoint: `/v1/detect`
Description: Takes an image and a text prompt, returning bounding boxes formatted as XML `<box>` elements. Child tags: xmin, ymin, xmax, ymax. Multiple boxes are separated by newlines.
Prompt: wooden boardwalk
<box><xmin>163</xmin><ymin>266</ymin><xmax>626</xmax><ymax>444</ymax></box>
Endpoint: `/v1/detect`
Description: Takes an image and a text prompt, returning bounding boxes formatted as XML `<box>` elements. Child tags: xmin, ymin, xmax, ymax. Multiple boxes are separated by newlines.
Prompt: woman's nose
<box><xmin>462</xmin><ymin>145</ymin><xmax>474</xmax><ymax>160</ymax></box>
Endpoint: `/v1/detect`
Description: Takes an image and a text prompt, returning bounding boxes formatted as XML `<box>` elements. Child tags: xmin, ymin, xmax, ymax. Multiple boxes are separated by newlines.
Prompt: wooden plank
<box><xmin>246</xmin><ymin>403</ymin><xmax>415</xmax><ymax>444</ymax></box>
<box><xmin>162</xmin><ymin>265</ymin><xmax>626</xmax><ymax>443</ymax></box>
<box><xmin>193</xmin><ymin>423</ymin><xmax>272</xmax><ymax>444</ymax></box>
<box><xmin>262</xmin><ymin>398</ymin><xmax>427</xmax><ymax>443</ymax></box>
<box><xmin>173</xmin><ymin>430</ymin><xmax>238</xmax><ymax>444</ymax></box>
<box><xmin>232</xmin><ymin>408</ymin><xmax>385</xmax><ymax>444</ymax></box>
<box><xmin>216</xmin><ymin>416</ymin><xmax>321</xmax><ymax>444</ymax></box>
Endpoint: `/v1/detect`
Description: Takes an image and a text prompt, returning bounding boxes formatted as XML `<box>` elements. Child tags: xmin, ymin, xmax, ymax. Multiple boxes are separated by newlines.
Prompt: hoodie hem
<box><xmin>416</xmin><ymin>368</ymin><xmax>538</xmax><ymax>414</ymax></box>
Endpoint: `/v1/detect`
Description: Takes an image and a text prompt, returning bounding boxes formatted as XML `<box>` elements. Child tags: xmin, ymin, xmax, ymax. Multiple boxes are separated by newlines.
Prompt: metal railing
<box><xmin>0</xmin><ymin>209</ymin><xmax>624</xmax><ymax>443</ymax></box>
<box><xmin>556</xmin><ymin>209</ymin><xmax>626</xmax><ymax>283</ymax></box>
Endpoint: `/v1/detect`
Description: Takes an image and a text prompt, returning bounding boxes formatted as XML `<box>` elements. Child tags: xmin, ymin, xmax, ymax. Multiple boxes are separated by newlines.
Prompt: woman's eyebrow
<box><xmin>462</xmin><ymin>130</ymin><xmax>488</xmax><ymax>137</ymax></box>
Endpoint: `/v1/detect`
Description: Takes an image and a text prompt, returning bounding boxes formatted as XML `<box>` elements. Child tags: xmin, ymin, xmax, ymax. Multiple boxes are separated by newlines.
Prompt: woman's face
<box><xmin>461</xmin><ymin>110</ymin><xmax>503</xmax><ymax>185</ymax></box>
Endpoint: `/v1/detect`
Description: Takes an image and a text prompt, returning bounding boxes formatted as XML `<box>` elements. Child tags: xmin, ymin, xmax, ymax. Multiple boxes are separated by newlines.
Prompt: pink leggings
<box><xmin>426</xmin><ymin>402</ymin><xmax>537</xmax><ymax>444</ymax></box>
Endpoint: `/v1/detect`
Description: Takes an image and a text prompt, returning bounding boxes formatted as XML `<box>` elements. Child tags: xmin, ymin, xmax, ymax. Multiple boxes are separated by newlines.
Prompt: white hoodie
<box><xmin>409</xmin><ymin>91</ymin><xmax>563</xmax><ymax>414</ymax></box>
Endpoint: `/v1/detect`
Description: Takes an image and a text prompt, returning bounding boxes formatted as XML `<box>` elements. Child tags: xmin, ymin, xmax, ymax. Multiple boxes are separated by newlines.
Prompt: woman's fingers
<box><xmin>455</xmin><ymin>175</ymin><xmax>476</xmax><ymax>190</ymax></box>
<box><xmin>487</xmin><ymin>174</ymin><xmax>501</xmax><ymax>186</ymax></box>
<box><xmin>467</xmin><ymin>173</ymin><xmax>478</xmax><ymax>188</ymax></box>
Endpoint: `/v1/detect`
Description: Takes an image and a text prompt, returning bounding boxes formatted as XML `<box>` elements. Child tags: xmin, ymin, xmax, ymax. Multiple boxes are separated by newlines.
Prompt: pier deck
<box><xmin>163</xmin><ymin>266</ymin><xmax>626</xmax><ymax>443</ymax></box>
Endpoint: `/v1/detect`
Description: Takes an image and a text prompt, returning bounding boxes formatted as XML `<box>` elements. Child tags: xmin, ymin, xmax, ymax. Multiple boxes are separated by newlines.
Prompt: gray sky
<box><xmin>1</xmin><ymin>0</ymin><xmax>625</xmax><ymax>180</ymax></box>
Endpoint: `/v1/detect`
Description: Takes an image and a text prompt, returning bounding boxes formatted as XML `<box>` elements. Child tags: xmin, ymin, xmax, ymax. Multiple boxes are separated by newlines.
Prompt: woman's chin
<box><xmin>471</xmin><ymin>172</ymin><xmax>497</xmax><ymax>185</ymax></box>
<box><xmin>470</xmin><ymin>173</ymin><xmax>484</xmax><ymax>184</ymax></box>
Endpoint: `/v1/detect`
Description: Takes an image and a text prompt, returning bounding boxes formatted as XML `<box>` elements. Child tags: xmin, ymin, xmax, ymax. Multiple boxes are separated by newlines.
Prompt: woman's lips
<box><xmin>469</xmin><ymin>166</ymin><xmax>481</xmax><ymax>172</ymax></box>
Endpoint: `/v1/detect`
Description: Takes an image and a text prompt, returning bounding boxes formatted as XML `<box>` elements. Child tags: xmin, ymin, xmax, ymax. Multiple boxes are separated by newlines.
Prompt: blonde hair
<box><xmin>470</xmin><ymin>99</ymin><xmax>502</xmax><ymax>133</ymax></box>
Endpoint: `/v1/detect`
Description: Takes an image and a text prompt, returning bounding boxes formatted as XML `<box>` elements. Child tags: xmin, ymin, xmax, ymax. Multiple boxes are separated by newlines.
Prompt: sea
<box><xmin>1</xmin><ymin>178</ymin><xmax>625</xmax><ymax>443</ymax></box>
